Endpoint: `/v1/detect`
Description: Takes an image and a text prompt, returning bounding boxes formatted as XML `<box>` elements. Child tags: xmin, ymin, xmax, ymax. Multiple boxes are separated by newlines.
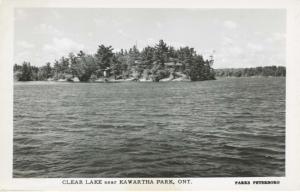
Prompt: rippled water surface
<box><xmin>13</xmin><ymin>77</ymin><xmax>285</xmax><ymax>177</ymax></box>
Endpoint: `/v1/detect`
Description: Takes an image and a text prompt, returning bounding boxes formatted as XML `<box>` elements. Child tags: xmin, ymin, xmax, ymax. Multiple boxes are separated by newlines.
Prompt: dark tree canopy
<box><xmin>215</xmin><ymin>66</ymin><xmax>286</xmax><ymax>78</ymax></box>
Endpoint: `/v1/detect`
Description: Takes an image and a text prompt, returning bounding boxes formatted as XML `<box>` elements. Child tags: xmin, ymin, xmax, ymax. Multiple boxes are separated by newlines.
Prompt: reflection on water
<box><xmin>13</xmin><ymin>77</ymin><xmax>285</xmax><ymax>177</ymax></box>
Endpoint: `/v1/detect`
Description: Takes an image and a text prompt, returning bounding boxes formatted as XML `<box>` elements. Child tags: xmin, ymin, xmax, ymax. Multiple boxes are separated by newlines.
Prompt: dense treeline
<box><xmin>14</xmin><ymin>40</ymin><xmax>215</xmax><ymax>82</ymax></box>
<box><xmin>215</xmin><ymin>66</ymin><xmax>286</xmax><ymax>77</ymax></box>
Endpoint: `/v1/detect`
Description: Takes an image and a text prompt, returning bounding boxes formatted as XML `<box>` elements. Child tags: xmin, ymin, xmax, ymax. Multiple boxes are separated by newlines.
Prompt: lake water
<box><xmin>13</xmin><ymin>77</ymin><xmax>285</xmax><ymax>178</ymax></box>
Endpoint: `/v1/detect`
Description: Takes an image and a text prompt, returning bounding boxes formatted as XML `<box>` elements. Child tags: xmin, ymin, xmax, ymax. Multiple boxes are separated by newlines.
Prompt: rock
<box><xmin>160</xmin><ymin>77</ymin><xmax>174</xmax><ymax>82</ymax></box>
<box><xmin>72</xmin><ymin>77</ymin><xmax>80</xmax><ymax>82</ymax></box>
<box><xmin>172</xmin><ymin>77</ymin><xmax>191</xmax><ymax>82</ymax></box>
<box><xmin>140</xmin><ymin>78</ymin><xmax>152</xmax><ymax>82</ymax></box>
<box><xmin>95</xmin><ymin>78</ymin><xmax>106</xmax><ymax>82</ymax></box>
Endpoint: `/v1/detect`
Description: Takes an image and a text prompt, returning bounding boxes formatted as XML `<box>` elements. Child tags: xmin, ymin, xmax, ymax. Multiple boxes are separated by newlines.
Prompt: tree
<box><xmin>141</xmin><ymin>46</ymin><xmax>155</xmax><ymax>69</ymax></box>
<box><xmin>110</xmin><ymin>55</ymin><xmax>122</xmax><ymax>79</ymax></box>
<box><xmin>19</xmin><ymin>62</ymin><xmax>33</xmax><ymax>81</ymax></box>
<box><xmin>177</xmin><ymin>46</ymin><xmax>195</xmax><ymax>72</ymax></box>
<box><xmin>77</xmin><ymin>50</ymin><xmax>86</xmax><ymax>57</ymax></box>
<box><xmin>215</xmin><ymin>66</ymin><xmax>286</xmax><ymax>77</ymax></box>
<box><xmin>68</xmin><ymin>52</ymin><xmax>77</xmax><ymax>77</ymax></box>
<box><xmin>52</xmin><ymin>56</ymin><xmax>71</xmax><ymax>80</ymax></box>
<box><xmin>154</xmin><ymin>40</ymin><xmax>169</xmax><ymax>68</ymax></box>
<box><xmin>73</xmin><ymin>53</ymin><xmax>98</xmax><ymax>81</ymax></box>
<box><xmin>115</xmin><ymin>51</ymin><xmax>130</xmax><ymax>79</ymax></box>
<box><xmin>13</xmin><ymin>40</ymin><xmax>217</xmax><ymax>82</ymax></box>
<box><xmin>189</xmin><ymin>55</ymin><xmax>205</xmax><ymax>81</ymax></box>
<box><xmin>37</xmin><ymin>62</ymin><xmax>52</xmax><ymax>80</ymax></box>
<box><xmin>95</xmin><ymin>45</ymin><xmax>114</xmax><ymax>71</ymax></box>
<box><xmin>168</xmin><ymin>46</ymin><xmax>177</xmax><ymax>59</ymax></box>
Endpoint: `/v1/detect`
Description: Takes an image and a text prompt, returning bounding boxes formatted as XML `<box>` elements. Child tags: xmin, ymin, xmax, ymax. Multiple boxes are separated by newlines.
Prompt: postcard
<box><xmin>0</xmin><ymin>0</ymin><xmax>299</xmax><ymax>191</ymax></box>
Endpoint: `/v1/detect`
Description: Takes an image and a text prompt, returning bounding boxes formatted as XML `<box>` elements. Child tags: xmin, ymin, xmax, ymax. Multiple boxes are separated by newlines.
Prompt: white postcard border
<box><xmin>0</xmin><ymin>0</ymin><xmax>300</xmax><ymax>191</ymax></box>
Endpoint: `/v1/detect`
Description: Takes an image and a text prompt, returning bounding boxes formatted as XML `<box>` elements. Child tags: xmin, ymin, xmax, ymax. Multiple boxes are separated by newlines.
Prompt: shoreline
<box><xmin>14</xmin><ymin>76</ymin><xmax>285</xmax><ymax>84</ymax></box>
<box><xmin>215</xmin><ymin>76</ymin><xmax>286</xmax><ymax>79</ymax></box>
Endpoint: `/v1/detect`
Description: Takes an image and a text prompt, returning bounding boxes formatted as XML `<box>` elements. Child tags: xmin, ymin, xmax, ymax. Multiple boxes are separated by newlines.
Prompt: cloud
<box><xmin>228</xmin><ymin>46</ymin><xmax>243</xmax><ymax>55</ymax></box>
<box><xmin>87</xmin><ymin>32</ymin><xmax>93</xmax><ymax>37</ymax></box>
<box><xmin>145</xmin><ymin>38</ymin><xmax>156</xmax><ymax>45</ymax></box>
<box><xmin>272</xmin><ymin>32</ymin><xmax>285</xmax><ymax>40</ymax></box>
<box><xmin>223</xmin><ymin>20</ymin><xmax>237</xmax><ymax>30</ymax></box>
<box><xmin>112</xmin><ymin>20</ymin><xmax>122</xmax><ymax>27</ymax></box>
<box><xmin>17</xmin><ymin>41</ymin><xmax>35</xmax><ymax>49</ymax></box>
<box><xmin>138</xmin><ymin>38</ymin><xmax>186</xmax><ymax>49</ymax></box>
<box><xmin>34</xmin><ymin>23</ymin><xmax>63</xmax><ymax>36</ymax></box>
<box><xmin>247</xmin><ymin>42</ymin><xmax>264</xmax><ymax>52</ymax></box>
<box><xmin>215</xmin><ymin>29</ymin><xmax>285</xmax><ymax>68</ymax></box>
<box><xmin>266</xmin><ymin>32</ymin><xmax>285</xmax><ymax>43</ymax></box>
<box><xmin>14</xmin><ymin>41</ymin><xmax>35</xmax><ymax>64</ymax></box>
<box><xmin>43</xmin><ymin>37</ymin><xmax>85</xmax><ymax>60</ymax></box>
<box><xmin>156</xmin><ymin>22</ymin><xmax>163</xmax><ymax>28</ymax></box>
<box><xmin>168</xmin><ymin>41</ymin><xmax>186</xmax><ymax>48</ymax></box>
<box><xmin>197</xmin><ymin>49</ymin><xmax>215</xmax><ymax>60</ymax></box>
<box><xmin>117</xmin><ymin>29</ymin><xmax>127</xmax><ymax>37</ymax></box>
<box><xmin>93</xmin><ymin>18</ymin><xmax>106</xmax><ymax>25</ymax></box>
<box><xmin>222</xmin><ymin>37</ymin><xmax>234</xmax><ymax>45</ymax></box>
<box><xmin>14</xmin><ymin>51</ymin><xmax>31</xmax><ymax>64</ymax></box>
<box><xmin>117</xmin><ymin>29</ymin><xmax>135</xmax><ymax>41</ymax></box>
<box><xmin>136</xmin><ymin>38</ymin><xmax>156</xmax><ymax>48</ymax></box>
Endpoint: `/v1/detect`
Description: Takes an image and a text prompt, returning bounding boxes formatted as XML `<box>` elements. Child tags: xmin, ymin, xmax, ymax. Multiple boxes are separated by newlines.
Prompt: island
<box><xmin>13</xmin><ymin>40</ymin><xmax>285</xmax><ymax>82</ymax></box>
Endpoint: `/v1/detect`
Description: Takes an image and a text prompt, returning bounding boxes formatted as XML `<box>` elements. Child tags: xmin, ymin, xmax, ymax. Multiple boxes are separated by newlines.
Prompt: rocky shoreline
<box><xmin>48</xmin><ymin>76</ymin><xmax>191</xmax><ymax>83</ymax></box>
<box><xmin>46</xmin><ymin>72</ymin><xmax>192</xmax><ymax>83</ymax></box>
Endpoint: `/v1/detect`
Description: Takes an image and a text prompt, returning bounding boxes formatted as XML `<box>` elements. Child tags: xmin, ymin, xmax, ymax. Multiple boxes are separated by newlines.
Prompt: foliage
<box><xmin>215</xmin><ymin>66</ymin><xmax>286</xmax><ymax>77</ymax></box>
<box><xmin>151</xmin><ymin>69</ymin><xmax>170</xmax><ymax>82</ymax></box>
<box><xmin>14</xmin><ymin>40</ymin><xmax>217</xmax><ymax>82</ymax></box>
<box><xmin>37</xmin><ymin>62</ymin><xmax>52</xmax><ymax>80</ymax></box>
<box><xmin>14</xmin><ymin>62</ymin><xmax>38</xmax><ymax>81</ymax></box>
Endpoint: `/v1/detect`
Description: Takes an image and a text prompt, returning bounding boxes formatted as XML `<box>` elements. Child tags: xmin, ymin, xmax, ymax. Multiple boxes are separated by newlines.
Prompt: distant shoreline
<box><xmin>215</xmin><ymin>76</ymin><xmax>286</xmax><ymax>79</ymax></box>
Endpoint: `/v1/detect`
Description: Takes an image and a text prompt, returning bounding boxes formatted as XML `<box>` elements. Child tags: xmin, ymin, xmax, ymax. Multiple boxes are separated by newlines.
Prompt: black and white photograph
<box><xmin>12</xmin><ymin>8</ymin><xmax>286</xmax><ymax>178</ymax></box>
<box><xmin>1</xmin><ymin>0</ymin><xmax>300</xmax><ymax>191</ymax></box>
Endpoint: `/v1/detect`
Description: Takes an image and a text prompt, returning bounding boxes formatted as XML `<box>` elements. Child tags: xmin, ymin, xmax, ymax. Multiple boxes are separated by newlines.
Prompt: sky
<box><xmin>14</xmin><ymin>8</ymin><xmax>286</xmax><ymax>68</ymax></box>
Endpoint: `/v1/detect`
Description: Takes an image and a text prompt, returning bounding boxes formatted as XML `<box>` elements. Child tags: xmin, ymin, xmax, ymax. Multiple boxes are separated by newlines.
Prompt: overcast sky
<box><xmin>14</xmin><ymin>8</ymin><xmax>286</xmax><ymax>68</ymax></box>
